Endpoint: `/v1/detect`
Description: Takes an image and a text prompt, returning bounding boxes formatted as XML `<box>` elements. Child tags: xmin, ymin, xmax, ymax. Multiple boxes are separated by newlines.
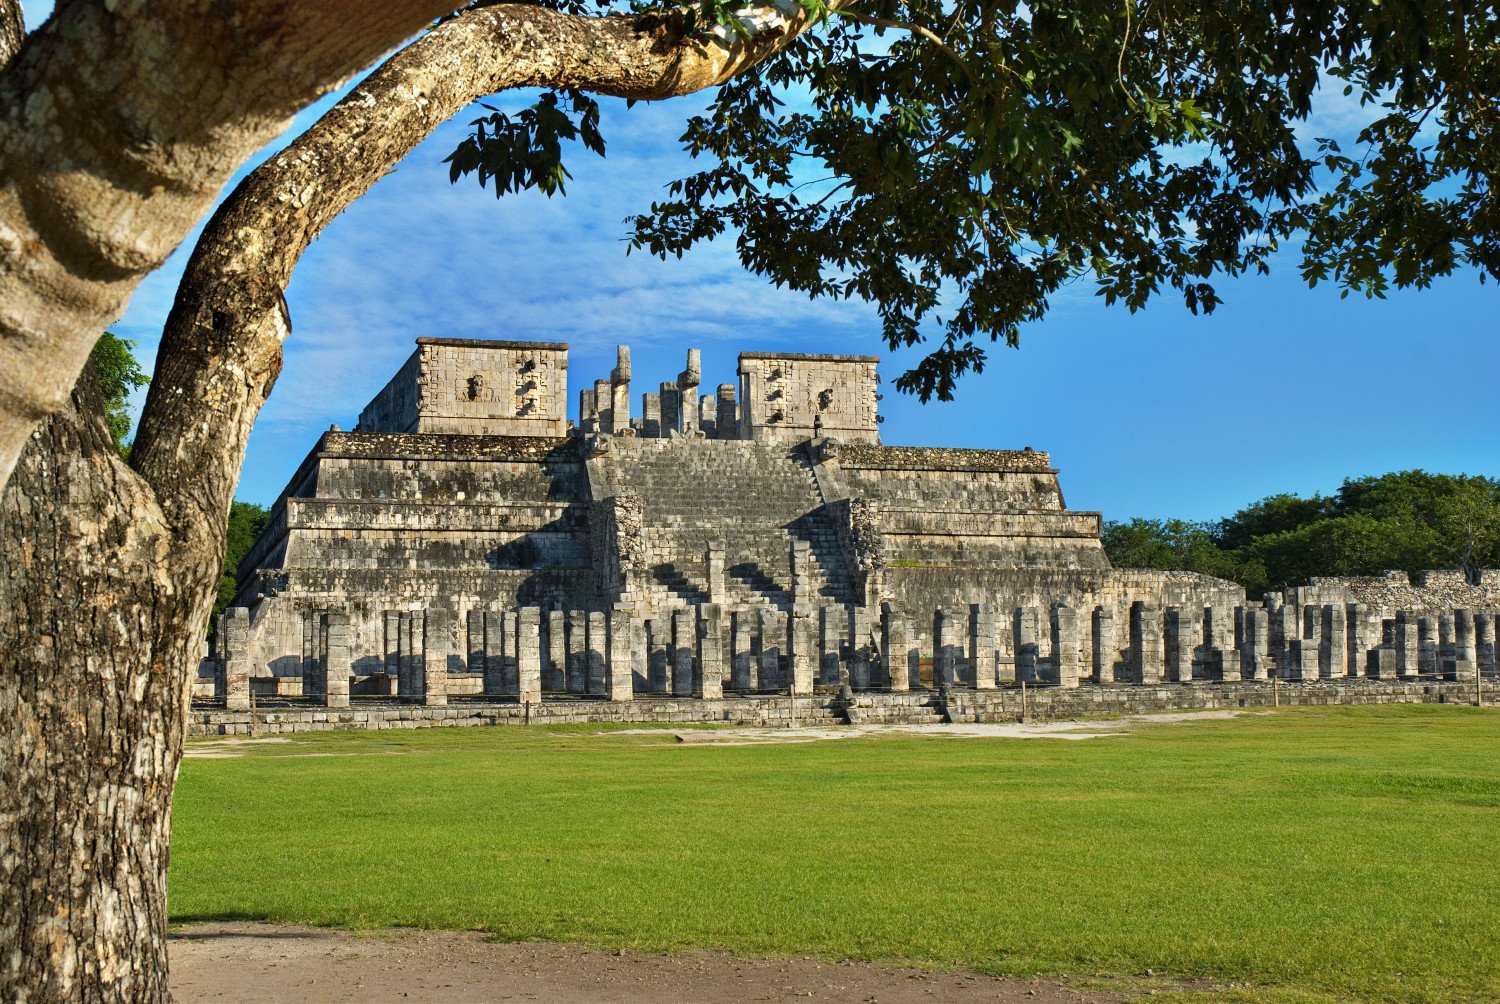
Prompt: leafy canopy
<box><xmin>90</xmin><ymin>331</ymin><xmax>150</xmax><ymax>457</ymax></box>
<box><xmin>447</xmin><ymin>0</ymin><xmax>1498</xmax><ymax>400</ymax></box>
<box><xmin>1104</xmin><ymin>471</ymin><xmax>1500</xmax><ymax>595</ymax></box>
<box><xmin>215</xmin><ymin>502</ymin><xmax>271</xmax><ymax>625</ymax></box>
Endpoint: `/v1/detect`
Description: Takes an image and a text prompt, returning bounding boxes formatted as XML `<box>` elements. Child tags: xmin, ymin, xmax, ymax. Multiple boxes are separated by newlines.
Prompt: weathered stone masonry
<box><xmin>200</xmin><ymin>337</ymin><xmax>1499</xmax><ymax>729</ymax></box>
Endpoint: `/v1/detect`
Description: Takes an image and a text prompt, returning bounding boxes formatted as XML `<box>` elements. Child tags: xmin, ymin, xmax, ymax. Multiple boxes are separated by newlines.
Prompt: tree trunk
<box><xmin>0</xmin><ymin>375</ymin><xmax>202</xmax><ymax>1003</ymax></box>
<box><xmin>1</xmin><ymin>3</ymin><xmax>845</xmax><ymax>999</ymax></box>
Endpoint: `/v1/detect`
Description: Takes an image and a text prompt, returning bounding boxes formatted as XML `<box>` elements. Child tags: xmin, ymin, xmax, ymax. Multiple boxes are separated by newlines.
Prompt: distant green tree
<box><xmin>89</xmin><ymin>332</ymin><xmax>150</xmax><ymax>457</ymax></box>
<box><xmin>1335</xmin><ymin>472</ymin><xmax>1500</xmax><ymax>576</ymax></box>
<box><xmin>215</xmin><ymin>501</ymin><xmax>270</xmax><ymax>622</ymax></box>
<box><xmin>1105</xmin><ymin>471</ymin><xmax>1500</xmax><ymax>595</ymax></box>
<box><xmin>1101</xmin><ymin>517</ymin><xmax>1250</xmax><ymax>585</ymax></box>
<box><xmin>1214</xmin><ymin>493</ymin><xmax>1333</xmax><ymax>551</ymax></box>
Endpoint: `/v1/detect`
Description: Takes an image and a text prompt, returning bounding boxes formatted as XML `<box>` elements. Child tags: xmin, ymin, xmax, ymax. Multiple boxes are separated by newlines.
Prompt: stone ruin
<box><xmin>197</xmin><ymin>336</ymin><xmax>1500</xmax><ymax>733</ymax></box>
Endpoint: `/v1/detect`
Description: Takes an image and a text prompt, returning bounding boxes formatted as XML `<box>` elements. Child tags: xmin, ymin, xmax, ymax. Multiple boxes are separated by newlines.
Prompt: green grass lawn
<box><xmin>170</xmin><ymin>706</ymin><xmax>1500</xmax><ymax>1003</ymax></box>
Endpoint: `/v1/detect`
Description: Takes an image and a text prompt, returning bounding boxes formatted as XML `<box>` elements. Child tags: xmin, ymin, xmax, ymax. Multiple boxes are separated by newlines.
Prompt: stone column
<box><xmin>705</xmin><ymin>542</ymin><xmax>726</xmax><ymax>605</ymax></box>
<box><xmin>1130</xmin><ymin>602</ymin><xmax>1163</xmax><ymax>685</ymax></box>
<box><xmin>222</xmin><ymin>607</ymin><xmax>252</xmax><ymax>711</ymax></box>
<box><xmin>757</xmin><ymin>609</ymin><xmax>782</xmax><ymax>690</ymax></box>
<box><xmin>1454</xmin><ymin>609</ymin><xmax>1477</xmax><ymax>683</ymax></box>
<box><xmin>518</xmin><ymin>607</ymin><xmax>543</xmax><ymax>703</ymax></box>
<box><xmin>1092</xmin><ymin>606</ymin><xmax>1116</xmax><ymax>685</ymax></box>
<box><xmin>321</xmin><ymin>611</ymin><xmax>351</xmax><ymax>709</ymax></box>
<box><xmin>1242</xmin><ymin>607</ymin><xmax>1268</xmax><ymax>681</ymax></box>
<box><xmin>647</xmin><ymin>618</ymin><xmax>671</xmax><ymax>693</ymax></box>
<box><xmin>1015</xmin><ymin>607</ymin><xmax>1040</xmax><ymax>685</ymax></box>
<box><xmin>1292</xmin><ymin>611</ymin><xmax>1320</xmax><ymax>681</ymax></box>
<box><xmin>586</xmin><ymin>611</ymin><xmax>608</xmax><ymax>695</ymax></box>
<box><xmin>466</xmin><ymin>608</ymin><xmax>485</xmax><ymax>683</ymax></box>
<box><xmin>817</xmin><ymin>606</ymin><xmax>841</xmax><ymax>686</ymax></box>
<box><xmin>545</xmin><ymin>610</ymin><xmax>566</xmax><ymax>692</ymax></box>
<box><xmin>659</xmin><ymin>381</ymin><xmax>680</xmax><ymax>437</ymax></box>
<box><xmin>594</xmin><ymin>378</ymin><xmax>612</xmax><ymax>436</ymax></box>
<box><xmin>697</xmin><ymin>603</ymin><xmax>725</xmax><ymax>699</ymax></box>
<box><xmin>970</xmin><ymin>604</ymin><xmax>997</xmax><ymax>689</ymax></box>
<box><xmin>1419</xmin><ymin>615</ymin><xmax>1439</xmax><ymax>677</ymax></box>
<box><xmin>1203</xmin><ymin>606</ymin><xmax>1233</xmax><ymax>682</ymax></box>
<box><xmin>610</xmin><ymin>345</ymin><xmax>632</xmax><ymax>434</ymax></box>
<box><xmin>1319</xmin><ymin>604</ymin><xmax>1346</xmax><ymax>680</ymax></box>
<box><xmin>578</xmin><ymin>387</ymin><xmax>598</xmax><ymax>435</ymax></box>
<box><xmin>677</xmin><ymin>349</ymin><xmax>701</xmax><ymax>436</ymax></box>
<box><xmin>1347</xmin><ymin>603</ymin><xmax>1372</xmax><ymax>678</ymax></box>
<box><xmin>699</xmin><ymin>396</ymin><xmax>717</xmax><ymax>438</ymax></box>
<box><xmin>731</xmin><ymin>612</ymin><xmax>755</xmax><ymax>691</ymax></box>
<box><xmin>848</xmin><ymin>604</ymin><xmax>874</xmax><ymax>691</ymax></box>
<box><xmin>1395</xmin><ymin>612</ymin><xmax>1419</xmax><ymax>679</ymax></box>
<box><xmin>605</xmin><ymin>606</ymin><xmax>631</xmax><ymax>702</ymax></box>
<box><xmin>1205</xmin><ymin>605</ymin><xmax>1239</xmax><ymax>682</ymax></box>
<box><xmin>1271</xmin><ymin>599</ymin><xmax>1298</xmax><ymax>678</ymax></box>
<box><xmin>671</xmin><ymin>608</ymin><xmax>695</xmax><ymax>697</ymax></box>
<box><xmin>641</xmin><ymin>393</ymin><xmax>661</xmax><ymax>438</ymax></box>
<box><xmin>396</xmin><ymin>611</ymin><xmax>417</xmax><ymax>700</ymax></box>
<box><xmin>480</xmin><ymin>612</ymin><xmax>505</xmax><ymax>697</ymax></box>
<box><xmin>1476</xmin><ymin>612</ymin><xmax>1496</xmax><ymax>676</ymax></box>
<box><xmin>935</xmin><ymin>608</ymin><xmax>960</xmax><ymax>687</ymax></box>
<box><xmin>628</xmin><ymin>612</ymin><xmax>648</xmax><ymax>690</ymax></box>
<box><xmin>1167</xmin><ymin>607</ymin><xmax>1196</xmax><ymax>684</ymax></box>
<box><xmin>421</xmin><ymin>609</ymin><xmax>450</xmax><ymax>707</ymax></box>
<box><xmin>298</xmin><ymin>611</ymin><xmax>317</xmax><ymax>700</ymax></box>
<box><xmin>995</xmin><ymin>610</ymin><xmax>1016</xmax><ymax>686</ymax></box>
<box><xmin>1051</xmin><ymin>604</ymin><xmax>1080</xmax><ymax>689</ymax></box>
<box><xmin>788</xmin><ymin>604</ymin><xmax>816</xmax><ymax>695</ymax></box>
<box><xmin>500</xmin><ymin>611</ymin><xmax>519</xmax><ymax>694</ymax></box>
<box><xmin>301</xmin><ymin>610</ymin><xmax>324</xmax><ymax>702</ymax></box>
<box><xmin>881</xmin><ymin>601</ymin><xmax>911</xmax><ymax>691</ymax></box>
<box><xmin>716</xmin><ymin>384</ymin><xmax>737</xmax><ymax>440</ymax></box>
<box><xmin>566</xmin><ymin>610</ymin><xmax>587</xmax><ymax>693</ymax></box>
<box><xmin>789</xmin><ymin>540</ymin><xmax>812</xmax><ymax>607</ymax></box>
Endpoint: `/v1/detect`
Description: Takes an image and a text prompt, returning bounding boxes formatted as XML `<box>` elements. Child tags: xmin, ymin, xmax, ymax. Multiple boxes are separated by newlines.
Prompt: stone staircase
<box><xmin>848</xmin><ymin>692</ymin><xmax>948</xmax><ymax>725</ymax></box>
<box><xmin>595</xmin><ymin>437</ymin><xmax>855</xmax><ymax>611</ymax></box>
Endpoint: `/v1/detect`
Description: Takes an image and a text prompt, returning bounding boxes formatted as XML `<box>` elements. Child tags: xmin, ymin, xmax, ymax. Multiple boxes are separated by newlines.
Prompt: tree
<box><xmin>0</xmin><ymin>3</ymin><xmax>848</xmax><ymax>999</ymax></box>
<box><xmin>1101</xmin><ymin>516</ymin><xmax>1254</xmax><ymax>585</ymax></box>
<box><xmin>1106</xmin><ymin>472</ymin><xmax>1500</xmax><ymax>594</ymax></box>
<box><xmin>89</xmin><ymin>332</ymin><xmax>150</xmax><ymax>456</ymax></box>
<box><xmin>2</xmin><ymin>1</ymin><xmax>1496</xmax><ymax>1000</ymax></box>
<box><xmin>217</xmin><ymin>502</ymin><xmax>271</xmax><ymax>622</ymax></box>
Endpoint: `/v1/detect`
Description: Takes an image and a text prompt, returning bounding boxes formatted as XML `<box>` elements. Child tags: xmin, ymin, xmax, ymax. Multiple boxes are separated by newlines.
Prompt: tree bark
<box><xmin>0</xmin><ymin>0</ymin><xmax>462</xmax><ymax>489</ymax></box>
<box><xmin>0</xmin><ymin>0</ymin><xmax>22</xmax><ymax>68</ymax></box>
<box><xmin>2</xmin><ymin>3</ymin><xmax>842</xmax><ymax>1000</ymax></box>
<box><xmin>0</xmin><ymin>376</ymin><xmax>185</xmax><ymax>1003</ymax></box>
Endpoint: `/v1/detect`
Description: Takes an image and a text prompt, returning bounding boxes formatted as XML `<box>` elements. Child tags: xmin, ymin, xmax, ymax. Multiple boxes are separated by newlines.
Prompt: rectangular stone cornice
<box><xmin>837</xmin><ymin>444</ymin><xmax>1055</xmax><ymax>472</ymax></box>
<box><xmin>737</xmin><ymin>351</ymin><xmax>881</xmax><ymax>364</ymax></box>
<box><xmin>416</xmin><ymin>336</ymin><xmax>570</xmax><ymax>353</ymax></box>
<box><xmin>313</xmin><ymin>432</ymin><xmax>578</xmax><ymax>463</ymax></box>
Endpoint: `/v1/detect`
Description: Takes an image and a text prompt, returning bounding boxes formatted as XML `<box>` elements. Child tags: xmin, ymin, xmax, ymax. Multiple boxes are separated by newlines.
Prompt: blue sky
<box><xmin>28</xmin><ymin>6</ymin><xmax>1497</xmax><ymax>523</ymax></box>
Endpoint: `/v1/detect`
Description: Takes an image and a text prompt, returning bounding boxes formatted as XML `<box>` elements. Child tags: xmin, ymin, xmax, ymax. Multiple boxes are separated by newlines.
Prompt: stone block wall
<box><xmin>357</xmin><ymin>338</ymin><xmax>569</xmax><ymax>437</ymax></box>
<box><xmin>1288</xmin><ymin>569</ymin><xmax>1500</xmax><ymax>618</ymax></box>
<box><xmin>737</xmin><ymin>352</ymin><xmax>880</xmax><ymax>444</ymax></box>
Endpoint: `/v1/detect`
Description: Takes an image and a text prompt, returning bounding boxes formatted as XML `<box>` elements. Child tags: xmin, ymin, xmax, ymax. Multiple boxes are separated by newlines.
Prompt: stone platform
<box><xmin>186</xmin><ymin>680</ymin><xmax>1486</xmax><ymax>738</ymax></box>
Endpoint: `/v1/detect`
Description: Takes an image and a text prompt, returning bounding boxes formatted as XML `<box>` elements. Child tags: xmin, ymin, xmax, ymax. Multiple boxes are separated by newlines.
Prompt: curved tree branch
<box><xmin>132</xmin><ymin>0</ymin><xmax>847</xmax><ymax>559</ymax></box>
<box><xmin>0</xmin><ymin>0</ymin><xmax>465</xmax><ymax>489</ymax></box>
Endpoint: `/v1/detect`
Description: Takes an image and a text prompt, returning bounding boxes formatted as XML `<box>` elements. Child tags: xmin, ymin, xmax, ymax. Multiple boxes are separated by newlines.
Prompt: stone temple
<box><xmin>201</xmin><ymin>336</ymin><xmax>1500</xmax><ymax>732</ymax></box>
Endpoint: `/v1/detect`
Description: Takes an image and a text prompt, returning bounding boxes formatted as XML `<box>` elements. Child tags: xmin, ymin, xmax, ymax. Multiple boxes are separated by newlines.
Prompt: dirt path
<box><xmin>170</xmin><ymin>923</ymin><xmax>1126</xmax><ymax>1003</ymax></box>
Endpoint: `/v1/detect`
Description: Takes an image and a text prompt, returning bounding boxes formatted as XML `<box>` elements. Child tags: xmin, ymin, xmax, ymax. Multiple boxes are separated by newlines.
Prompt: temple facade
<box><xmin>205</xmin><ymin>336</ymin><xmax>1498</xmax><ymax>721</ymax></box>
